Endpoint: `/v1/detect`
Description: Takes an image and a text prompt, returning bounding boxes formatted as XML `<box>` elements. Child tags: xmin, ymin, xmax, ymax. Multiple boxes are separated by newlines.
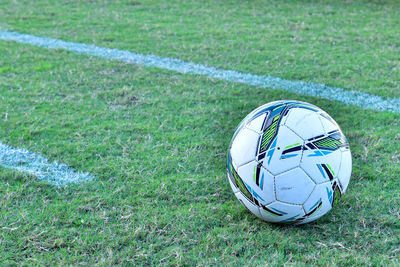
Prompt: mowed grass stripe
<box><xmin>0</xmin><ymin>142</ymin><xmax>92</xmax><ymax>186</ymax></box>
<box><xmin>1</xmin><ymin>31</ymin><xmax>399</xmax><ymax>114</ymax></box>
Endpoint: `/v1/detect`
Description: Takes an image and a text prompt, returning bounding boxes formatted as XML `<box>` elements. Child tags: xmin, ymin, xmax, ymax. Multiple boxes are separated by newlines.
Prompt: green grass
<box><xmin>0</xmin><ymin>0</ymin><xmax>400</xmax><ymax>265</ymax></box>
<box><xmin>1</xmin><ymin>0</ymin><xmax>400</xmax><ymax>98</ymax></box>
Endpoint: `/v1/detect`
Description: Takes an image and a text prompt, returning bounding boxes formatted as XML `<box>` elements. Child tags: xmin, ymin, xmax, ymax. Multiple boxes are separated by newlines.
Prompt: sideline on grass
<box><xmin>1</xmin><ymin>30</ymin><xmax>400</xmax><ymax>114</ymax></box>
<box><xmin>0</xmin><ymin>142</ymin><xmax>92</xmax><ymax>186</ymax></box>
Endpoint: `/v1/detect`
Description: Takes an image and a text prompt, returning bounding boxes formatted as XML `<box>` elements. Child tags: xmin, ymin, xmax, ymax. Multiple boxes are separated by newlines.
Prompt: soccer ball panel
<box><xmin>230</xmin><ymin>128</ymin><xmax>259</xmax><ymax>167</ymax></box>
<box><xmin>299</xmin><ymin>182</ymin><xmax>333</xmax><ymax>224</ymax></box>
<box><xmin>237</xmin><ymin>161</ymin><xmax>275</xmax><ymax>205</ymax></box>
<box><xmin>301</xmin><ymin>148</ymin><xmax>342</xmax><ymax>184</ymax></box>
<box><xmin>275</xmin><ymin>168</ymin><xmax>315</xmax><ymax>205</ymax></box>
<box><xmin>337</xmin><ymin>148</ymin><xmax>352</xmax><ymax>193</ymax></box>
<box><xmin>246</xmin><ymin>113</ymin><xmax>266</xmax><ymax>133</ymax></box>
<box><xmin>319</xmin><ymin>113</ymin><xmax>339</xmax><ymax>134</ymax></box>
<box><xmin>259</xmin><ymin>201</ymin><xmax>304</xmax><ymax>223</ymax></box>
<box><xmin>262</xmin><ymin>125</ymin><xmax>304</xmax><ymax>175</ymax></box>
<box><xmin>284</xmin><ymin>108</ymin><xmax>325</xmax><ymax>140</ymax></box>
<box><xmin>235</xmin><ymin>191</ymin><xmax>262</xmax><ymax>219</ymax></box>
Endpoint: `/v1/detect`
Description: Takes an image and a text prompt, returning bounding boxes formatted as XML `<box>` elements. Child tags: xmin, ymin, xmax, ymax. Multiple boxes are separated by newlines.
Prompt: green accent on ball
<box><xmin>326</xmin><ymin>163</ymin><xmax>335</xmax><ymax>176</ymax></box>
<box><xmin>315</xmin><ymin>137</ymin><xmax>343</xmax><ymax>148</ymax></box>
<box><xmin>260</xmin><ymin>119</ymin><xmax>279</xmax><ymax>151</ymax></box>
<box><xmin>333</xmin><ymin>187</ymin><xmax>342</xmax><ymax>207</ymax></box>
<box><xmin>284</xmin><ymin>142</ymin><xmax>301</xmax><ymax>149</ymax></box>
<box><xmin>232</xmin><ymin>166</ymin><xmax>252</xmax><ymax>200</ymax></box>
<box><xmin>264</xmin><ymin>210</ymin><xmax>280</xmax><ymax>217</ymax></box>
<box><xmin>316</xmin><ymin>205</ymin><xmax>322</xmax><ymax>212</ymax></box>
<box><xmin>293</xmin><ymin>103</ymin><xmax>316</xmax><ymax>110</ymax></box>
<box><xmin>272</xmin><ymin>105</ymin><xmax>284</xmax><ymax>111</ymax></box>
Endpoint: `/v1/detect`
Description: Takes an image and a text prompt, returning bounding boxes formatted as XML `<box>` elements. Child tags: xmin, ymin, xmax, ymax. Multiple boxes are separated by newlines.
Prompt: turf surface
<box><xmin>1</xmin><ymin>0</ymin><xmax>400</xmax><ymax>265</ymax></box>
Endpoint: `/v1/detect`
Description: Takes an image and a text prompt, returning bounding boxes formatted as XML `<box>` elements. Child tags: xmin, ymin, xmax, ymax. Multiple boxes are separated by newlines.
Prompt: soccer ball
<box><xmin>227</xmin><ymin>100</ymin><xmax>352</xmax><ymax>224</ymax></box>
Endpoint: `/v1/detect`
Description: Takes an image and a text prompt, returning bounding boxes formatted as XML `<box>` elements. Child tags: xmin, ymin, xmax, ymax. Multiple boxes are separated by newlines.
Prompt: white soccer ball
<box><xmin>227</xmin><ymin>100</ymin><xmax>352</xmax><ymax>224</ymax></box>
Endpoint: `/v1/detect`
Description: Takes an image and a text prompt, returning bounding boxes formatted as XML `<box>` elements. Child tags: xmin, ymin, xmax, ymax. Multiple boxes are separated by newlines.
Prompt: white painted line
<box><xmin>1</xmin><ymin>31</ymin><xmax>399</xmax><ymax>114</ymax></box>
<box><xmin>0</xmin><ymin>142</ymin><xmax>92</xmax><ymax>186</ymax></box>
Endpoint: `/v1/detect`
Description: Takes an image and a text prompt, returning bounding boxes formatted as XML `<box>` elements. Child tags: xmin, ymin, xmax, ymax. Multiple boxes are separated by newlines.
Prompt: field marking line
<box><xmin>0</xmin><ymin>142</ymin><xmax>92</xmax><ymax>186</ymax></box>
<box><xmin>1</xmin><ymin>31</ymin><xmax>399</xmax><ymax>114</ymax></box>
<box><xmin>0</xmin><ymin>31</ymin><xmax>398</xmax><ymax>185</ymax></box>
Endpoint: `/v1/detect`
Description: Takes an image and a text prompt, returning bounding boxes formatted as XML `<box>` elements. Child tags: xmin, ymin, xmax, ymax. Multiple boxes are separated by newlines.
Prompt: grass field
<box><xmin>1</xmin><ymin>0</ymin><xmax>400</xmax><ymax>265</ymax></box>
